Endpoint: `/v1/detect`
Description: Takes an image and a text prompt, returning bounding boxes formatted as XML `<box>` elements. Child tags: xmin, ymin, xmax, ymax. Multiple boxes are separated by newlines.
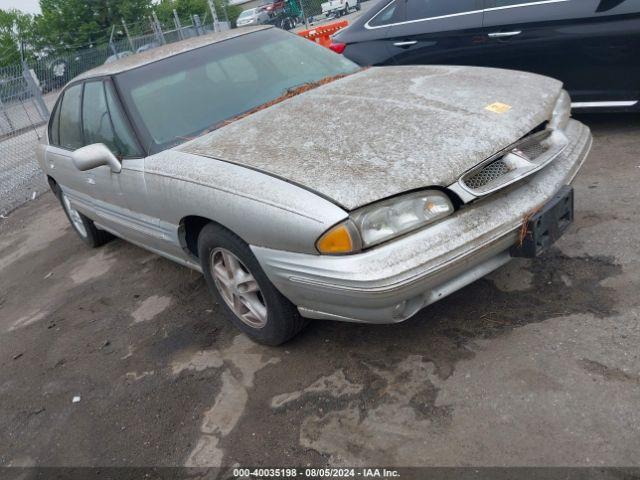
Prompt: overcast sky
<box><xmin>0</xmin><ymin>0</ymin><xmax>41</xmax><ymax>14</ymax></box>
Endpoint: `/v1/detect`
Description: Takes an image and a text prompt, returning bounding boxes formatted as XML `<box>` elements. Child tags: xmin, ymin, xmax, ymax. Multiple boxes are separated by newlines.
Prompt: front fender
<box><xmin>143</xmin><ymin>151</ymin><xmax>348</xmax><ymax>255</ymax></box>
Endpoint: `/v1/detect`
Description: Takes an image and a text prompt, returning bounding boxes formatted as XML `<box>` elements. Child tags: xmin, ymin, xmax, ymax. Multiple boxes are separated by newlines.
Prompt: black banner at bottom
<box><xmin>1</xmin><ymin>468</ymin><xmax>640</xmax><ymax>480</ymax></box>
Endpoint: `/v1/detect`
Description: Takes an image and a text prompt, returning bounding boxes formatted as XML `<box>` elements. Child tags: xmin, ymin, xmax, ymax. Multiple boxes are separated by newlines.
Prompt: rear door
<box><xmin>481</xmin><ymin>0</ymin><xmax>640</xmax><ymax>106</ymax></box>
<box><xmin>385</xmin><ymin>0</ymin><xmax>486</xmax><ymax>66</ymax></box>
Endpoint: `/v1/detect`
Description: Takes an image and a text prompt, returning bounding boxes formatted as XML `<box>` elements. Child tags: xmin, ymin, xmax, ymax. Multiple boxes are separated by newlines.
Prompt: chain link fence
<box><xmin>0</xmin><ymin>13</ymin><xmax>226</xmax><ymax>216</ymax></box>
<box><xmin>0</xmin><ymin>62</ymin><xmax>56</xmax><ymax>216</ymax></box>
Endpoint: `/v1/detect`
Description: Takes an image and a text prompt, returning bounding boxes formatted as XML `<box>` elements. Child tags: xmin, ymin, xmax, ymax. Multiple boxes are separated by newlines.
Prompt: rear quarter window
<box><xmin>369</xmin><ymin>0</ymin><xmax>404</xmax><ymax>26</ymax></box>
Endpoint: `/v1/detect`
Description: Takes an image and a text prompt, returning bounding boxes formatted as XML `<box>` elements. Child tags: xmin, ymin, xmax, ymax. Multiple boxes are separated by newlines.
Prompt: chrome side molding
<box><xmin>572</xmin><ymin>100</ymin><xmax>638</xmax><ymax>108</ymax></box>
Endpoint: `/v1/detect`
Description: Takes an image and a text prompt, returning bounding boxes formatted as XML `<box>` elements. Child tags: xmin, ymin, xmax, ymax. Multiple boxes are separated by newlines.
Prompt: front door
<box><xmin>79</xmin><ymin>78</ymin><xmax>176</xmax><ymax>252</ymax></box>
<box><xmin>78</xmin><ymin>79</ymin><xmax>135</xmax><ymax>235</ymax></box>
<box><xmin>385</xmin><ymin>0</ymin><xmax>486</xmax><ymax>67</ymax></box>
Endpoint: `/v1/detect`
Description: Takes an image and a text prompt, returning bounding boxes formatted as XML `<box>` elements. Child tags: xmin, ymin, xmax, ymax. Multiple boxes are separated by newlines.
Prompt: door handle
<box><xmin>86</xmin><ymin>173</ymin><xmax>96</xmax><ymax>185</ymax></box>
<box><xmin>488</xmin><ymin>31</ymin><xmax>522</xmax><ymax>38</ymax></box>
<box><xmin>393</xmin><ymin>40</ymin><xmax>417</xmax><ymax>48</ymax></box>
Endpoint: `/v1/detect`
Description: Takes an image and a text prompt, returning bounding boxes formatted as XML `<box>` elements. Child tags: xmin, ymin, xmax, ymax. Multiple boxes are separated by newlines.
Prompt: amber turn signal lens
<box><xmin>316</xmin><ymin>223</ymin><xmax>355</xmax><ymax>254</ymax></box>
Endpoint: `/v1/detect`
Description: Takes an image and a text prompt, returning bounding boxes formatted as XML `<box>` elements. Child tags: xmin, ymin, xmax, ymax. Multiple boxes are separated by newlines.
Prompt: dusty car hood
<box><xmin>180</xmin><ymin>65</ymin><xmax>562</xmax><ymax>210</ymax></box>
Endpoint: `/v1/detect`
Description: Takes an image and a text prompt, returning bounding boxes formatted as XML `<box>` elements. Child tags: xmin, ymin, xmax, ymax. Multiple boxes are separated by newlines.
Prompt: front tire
<box><xmin>198</xmin><ymin>223</ymin><xmax>307</xmax><ymax>345</ymax></box>
<box><xmin>55</xmin><ymin>187</ymin><xmax>112</xmax><ymax>248</ymax></box>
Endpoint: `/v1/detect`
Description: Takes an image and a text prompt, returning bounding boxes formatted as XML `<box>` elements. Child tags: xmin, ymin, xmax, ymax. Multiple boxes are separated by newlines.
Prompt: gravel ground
<box><xmin>0</xmin><ymin>114</ymin><xmax>638</xmax><ymax>470</ymax></box>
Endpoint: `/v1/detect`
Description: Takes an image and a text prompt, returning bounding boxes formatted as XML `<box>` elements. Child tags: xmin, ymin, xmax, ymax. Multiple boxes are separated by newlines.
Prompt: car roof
<box><xmin>74</xmin><ymin>25</ymin><xmax>271</xmax><ymax>82</ymax></box>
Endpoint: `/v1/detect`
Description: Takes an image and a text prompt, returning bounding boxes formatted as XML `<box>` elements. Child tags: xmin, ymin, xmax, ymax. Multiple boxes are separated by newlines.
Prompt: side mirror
<box><xmin>72</xmin><ymin>143</ymin><xmax>121</xmax><ymax>173</ymax></box>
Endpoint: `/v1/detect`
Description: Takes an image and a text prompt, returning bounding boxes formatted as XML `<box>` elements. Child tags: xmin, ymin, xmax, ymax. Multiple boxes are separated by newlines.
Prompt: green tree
<box><xmin>36</xmin><ymin>0</ymin><xmax>152</xmax><ymax>53</ymax></box>
<box><xmin>0</xmin><ymin>9</ymin><xmax>36</xmax><ymax>67</ymax></box>
<box><xmin>155</xmin><ymin>0</ymin><xmax>240</xmax><ymax>30</ymax></box>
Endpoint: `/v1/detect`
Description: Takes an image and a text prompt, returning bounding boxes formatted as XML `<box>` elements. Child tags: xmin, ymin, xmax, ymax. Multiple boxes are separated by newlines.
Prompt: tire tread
<box><xmin>198</xmin><ymin>222</ymin><xmax>308</xmax><ymax>345</ymax></box>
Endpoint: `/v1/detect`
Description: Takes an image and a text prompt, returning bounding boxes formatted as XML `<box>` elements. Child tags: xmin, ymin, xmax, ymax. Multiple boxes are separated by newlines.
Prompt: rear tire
<box><xmin>198</xmin><ymin>223</ymin><xmax>308</xmax><ymax>345</ymax></box>
<box><xmin>54</xmin><ymin>185</ymin><xmax>112</xmax><ymax>248</ymax></box>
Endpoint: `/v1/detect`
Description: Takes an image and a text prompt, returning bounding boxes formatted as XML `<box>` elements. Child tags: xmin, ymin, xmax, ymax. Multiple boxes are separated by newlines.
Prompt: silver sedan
<box><xmin>37</xmin><ymin>26</ymin><xmax>592</xmax><ymax>344</ymax></box>
<box><xmin>236</xmin><ymin>8</ymin><xmax>270</xmax><ymax>27</ymax></box>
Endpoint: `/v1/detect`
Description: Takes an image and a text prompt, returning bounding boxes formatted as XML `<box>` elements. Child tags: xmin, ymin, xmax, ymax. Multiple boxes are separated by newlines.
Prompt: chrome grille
<box><xmin>462</xmin><ymin>158</ymin><xmax>510</xmax><ymax>190</ymax></box>
<box><xmin>458</xmin><ymin>128</ymin><xmax>568</xmax><ymax>197</ymax></box>
<box><xmin>517</xmin><ymin>136</ymin><xmax>550</xmax><ymax>161</ymax></box>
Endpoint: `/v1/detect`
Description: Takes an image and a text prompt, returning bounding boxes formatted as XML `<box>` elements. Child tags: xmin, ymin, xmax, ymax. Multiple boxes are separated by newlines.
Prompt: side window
<box><xmin>406</xmin><ymin>0</ymin><xmax>478</xmax><ymax>21</ymax></box>
<box><xmin>49</xmin><ymin>98</ymin><xmax>61</xmax><ymax>145</ymax></box>
<box><xmin>104</xmin><ymin>82</ymin><xmax>143</xmax><ymax>158</ymax></box>
<box><xmin>82</xmin><ymin>81</ymin><xmax>116</xmax><ymax>148</ymax></box>
<box><xmin>369</xmin><ymin>0</ymin><xmax>405</xmax><ymax>26</ymax></box>
<box><xmin>82</xmin><ymin>80</ymin><xmax>142</xmax><ymax>158</ymax></box>
<box><xmin>58</xmin><ymin>83</ymin><xmax>83</xmax><ymax>150</ymax></box>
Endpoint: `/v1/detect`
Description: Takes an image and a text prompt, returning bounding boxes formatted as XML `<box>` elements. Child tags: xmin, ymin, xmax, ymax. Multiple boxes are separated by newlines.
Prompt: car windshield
<box><xmin>115</xmin><ymin>28</ymin><xmax>359</xmax><ymax>154</ymax></box>
<box><xmin>239</xmin><ymin>9</ymin><xmax>256</xmax><ymax>17</ymax></box>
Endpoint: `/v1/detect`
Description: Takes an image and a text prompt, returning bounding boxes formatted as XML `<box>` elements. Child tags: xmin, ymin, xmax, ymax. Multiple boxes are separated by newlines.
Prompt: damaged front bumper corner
<box><xmin>251</xmin><ymin>119</ymin><xmax>592</xmax><ymax>324</ymax></box>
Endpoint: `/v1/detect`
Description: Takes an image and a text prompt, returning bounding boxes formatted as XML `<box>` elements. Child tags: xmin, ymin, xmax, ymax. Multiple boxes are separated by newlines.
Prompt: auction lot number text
<box><xmin>232</xmin><ymin>468</ymin><xmax>401</xmax><ymax>478</ymax></box>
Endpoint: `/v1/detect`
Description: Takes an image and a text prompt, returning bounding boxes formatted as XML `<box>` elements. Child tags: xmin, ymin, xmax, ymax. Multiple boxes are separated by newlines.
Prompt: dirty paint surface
<box><xmin>0</xmin><ymin>115</ymin><xmax>639</xmax><ymax>467</ymax></box>
<box><xmin>182</xmin><ymin>65</ymin><xmax>561</xmax><ymax>209</ymax></box>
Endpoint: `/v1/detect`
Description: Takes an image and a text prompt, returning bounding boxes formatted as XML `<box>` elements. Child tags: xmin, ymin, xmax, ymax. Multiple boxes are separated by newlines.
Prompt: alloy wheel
<box><xmin>210</xmin><ymin>248</ymin><xmax>268</xmax><ymax>329</ymax></box>
<box><xmin>62</xmin><ymin>193</ymin><xmax>88</xmax><ymax>238</ymax></box>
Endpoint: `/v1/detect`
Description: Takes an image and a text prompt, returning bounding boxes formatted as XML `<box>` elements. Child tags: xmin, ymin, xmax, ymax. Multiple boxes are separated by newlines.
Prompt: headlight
<box><xmin>316</xmin><ymin>190</ymin><xmax>454</xmax><ymax>254</ymax></box>
<box><xmin>549</xmin><ymin>90</ymin><xmax>571</xmax><ymax>131</ymax></box>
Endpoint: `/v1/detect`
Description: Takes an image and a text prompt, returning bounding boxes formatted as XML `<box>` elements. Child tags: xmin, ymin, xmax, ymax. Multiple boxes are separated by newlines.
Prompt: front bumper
<box><xmin>252</xmin><ymin>119</ymin><xmax>592</xmax><ymax>324</ymax></box>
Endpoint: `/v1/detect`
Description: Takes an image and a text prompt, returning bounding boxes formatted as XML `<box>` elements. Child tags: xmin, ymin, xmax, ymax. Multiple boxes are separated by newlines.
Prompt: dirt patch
<box><xmin>131</xmin><ymin>295</ymin><xmax>173</xmax><ymax>324</ymax></box>
<box><xmin>579</xmin><ymin>359</ymin><xmax>640</xmax><ymax>384</ymax></box>
<box><xmin>219</xmin><ymin>248</ymin><xmax>623</xmax><ymax>466</ymax></box>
